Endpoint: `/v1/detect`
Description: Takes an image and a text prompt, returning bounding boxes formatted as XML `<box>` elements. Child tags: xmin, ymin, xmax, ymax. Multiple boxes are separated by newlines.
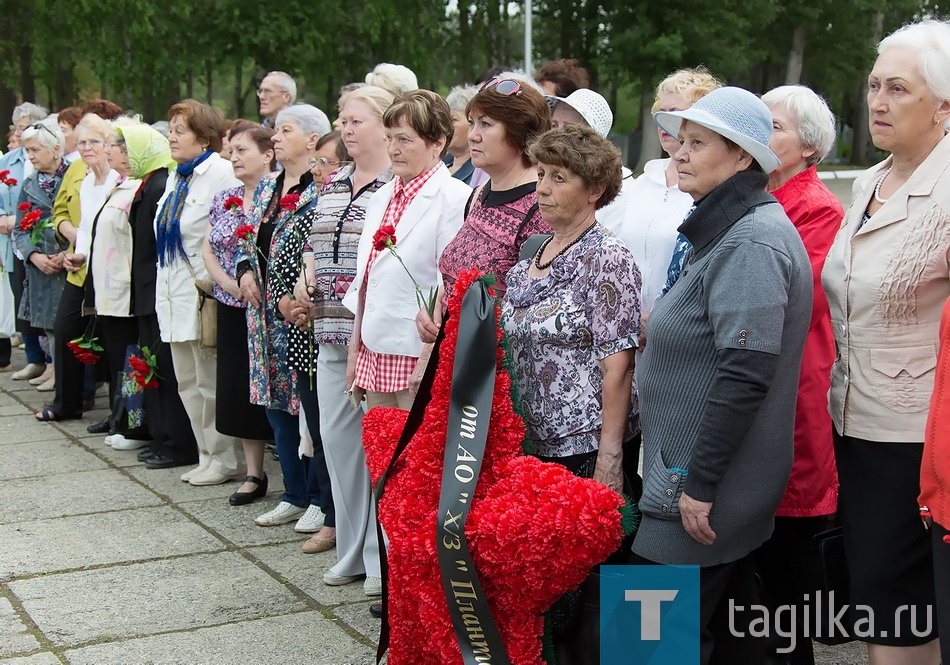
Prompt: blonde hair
<box><xmin>342</xmin><ymin>86</ymin><xmax>396</xmax><ymax>121</ymax></box>
<box><xmin>74</xmin><ymin>113</ymin><xmax>113</xmax><ymax>143</ymax></box>
<box><xmin>651</xmin><ymin>67</ymin><xmax>724</xmax><ymax>113</ymax></box>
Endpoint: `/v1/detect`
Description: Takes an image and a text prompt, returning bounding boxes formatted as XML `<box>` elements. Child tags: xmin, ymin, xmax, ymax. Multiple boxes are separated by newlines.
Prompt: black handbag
<box><xmin>811</xmin><ymin>526</ymin><xmax>854</xmax><ymax>645</ymax></box>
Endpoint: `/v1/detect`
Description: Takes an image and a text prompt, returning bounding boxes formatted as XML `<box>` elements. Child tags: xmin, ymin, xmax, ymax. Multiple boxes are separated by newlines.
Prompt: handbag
<box><xmin>194</xmin><ymin>279</ymin><xmax>217</xmax><ymax>350</ymax></box>
<box><xmin>811</xmin><ymin>525</ymin><xmax>854</xmax><ymax>645</ymax></box>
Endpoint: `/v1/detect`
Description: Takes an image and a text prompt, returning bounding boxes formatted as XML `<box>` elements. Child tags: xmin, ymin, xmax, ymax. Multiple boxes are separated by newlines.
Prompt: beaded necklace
<box><xmin>873</xmin><ymin>166</ymin><xmax>892</xmax><ymax>205</ymax></box>
<box><xmin>534</xmin><ymin>223</ymin><xmax>596</xmax><ymax>270</ymax></box>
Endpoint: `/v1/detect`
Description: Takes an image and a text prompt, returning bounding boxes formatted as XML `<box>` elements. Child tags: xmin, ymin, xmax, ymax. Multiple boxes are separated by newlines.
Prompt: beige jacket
<box><xmin>822</xmin><ymin>133</ymin><xmax>950</xmax><ymax>442</ymax></box>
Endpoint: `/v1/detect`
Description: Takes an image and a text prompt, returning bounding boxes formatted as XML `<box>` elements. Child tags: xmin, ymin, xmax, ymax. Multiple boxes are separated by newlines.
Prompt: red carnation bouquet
<box><xmin>67</xmin><ymin>318</ymin><xmax>104</xmax><ymax>365</ymax></box>
<box><xmin>128</xmin><ymin>346</ymin><xmax>159</xmax><ymax>389</ymax></box>
<box><xmin>372</xmin><ymin>224</ymin><xmax>438</xmax><ymax>317</ymax></box>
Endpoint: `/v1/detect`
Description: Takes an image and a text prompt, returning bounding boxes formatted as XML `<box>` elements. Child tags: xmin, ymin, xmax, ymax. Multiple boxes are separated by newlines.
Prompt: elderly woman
<box><xmin>634</xmin><ymin>87</ymin><xmax>812</xmax><ymax>664</ymax></box>
<box><xmin>618</xmin><ymin>68</ymin><xmax>721</xmax><ymax>322</ymax></box>
<box><xmin>203</xmin><ymin>121</ymin><xmax>275</xmax><ymax>502</ymax></box>
<box><xmin>57</xmin><ymin>107</ymin><xmax>82</xmax><ymax>162</ymax></box>
<box><xmin>752</xmin><ymin>84</ymin><xmax>844</xmax><ymax>665</ymax></box>
<box><xmin>443</xmin><ymin>85</ymin><xmax>484</xmax><ymax>186</ymax></box>
<box><xmin>0</xmin><ymin>103</ymin><xmax>50</xmax><ymax>380</ymax></box>
<box><xmin>822</xmin><ymin>20</ymin><xmax>950</xmax><ymax>663</ymax></box>
<box><xmin>235</xmin><ymin>105</ymin><xmax>336</xmax><ymax>537</ymax></box>
<box><xmin>37</xmin><ymin>113</ymin><xmax>119</xmax><ymax>421</ymax></box>
<box><xmin>342</xmin><ymin>90</ymin><xmax>470</xmax><ymax>409</ymax></box>
<box><xmin>154</xmin><ymin>99</ymin><xmax>242</xmax><ymax>484</ymax></box>
<box><xmin>503</xmin><ymin>124</ymin><xmax>638</xmax><ymax>658</ymax></box>
<box><xmin>364</xmin><ymin>63</ymin><xmax>418</xmax><ymax>96</ymax></box>
<box><xmin>308</xmin><ymin>131</ymin><xmax>350</xmax><ymax>188</ymax></box>
<box><xmin>289</xmin><ymin>85</ymin><xmax>394</xmax><ymax>590</ymax></box>
<box><xmin>11</xmin><ymin>120</ymin><xmax>71</xmax><ymax>378</ymax></box>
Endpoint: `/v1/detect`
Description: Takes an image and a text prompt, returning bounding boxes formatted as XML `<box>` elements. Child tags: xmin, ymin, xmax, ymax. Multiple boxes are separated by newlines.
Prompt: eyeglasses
<box><xmin>308</xmin><ymin>157</ymin><xmax>351</xmax><ymax>169</ymax></box>
<box><xmin>479</xmin><ymin>78</ymin><xmax>523</xmax><ymax>97</ymax></box>
<box><xmin>258</xmin><ymin>87</ymin><xmax>284</xmax><ymax>97</ymax></box>
<box><xmin>76</xmin><ymin>139</ymin><xmax>103</xmax><ymax>149</ymax></box>
<box><xmin>30</xmin><ymin>122</ymin><xmax>57</xmax><ymax>138</ymax></box>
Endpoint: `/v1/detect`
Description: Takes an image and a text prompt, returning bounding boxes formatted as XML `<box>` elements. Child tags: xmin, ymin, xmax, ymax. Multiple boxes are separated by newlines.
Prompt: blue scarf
<box><xmin>155</xmin><ymin>150</ymin><xmax>214</xmax><ymax>267</ymax></box>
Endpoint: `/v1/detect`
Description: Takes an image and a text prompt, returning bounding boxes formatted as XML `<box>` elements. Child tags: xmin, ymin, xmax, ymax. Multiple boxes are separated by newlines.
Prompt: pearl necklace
<box><xmin>534</xmin><ymin>223</ymin><xmax>596</xmax><ymax>270</ymax></box>
<box><xmin>873</xmin><ymin>167</ymin><xmax>892</xmax><ymax>205</ymax></box>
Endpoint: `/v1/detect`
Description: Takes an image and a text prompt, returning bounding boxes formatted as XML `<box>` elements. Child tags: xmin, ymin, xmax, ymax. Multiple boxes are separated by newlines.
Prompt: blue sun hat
<box><xmin>653</xmin><ymin>86</ymin><xmax>781</xmax><ymax>173</ymax></box>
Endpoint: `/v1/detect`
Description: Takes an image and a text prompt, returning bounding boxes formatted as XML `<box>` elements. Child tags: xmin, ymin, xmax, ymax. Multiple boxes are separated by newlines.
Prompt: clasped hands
<box><xmin>30</xmin><ymin>251</ymin><xmax>66</xmax><ymax>275</ymax></box>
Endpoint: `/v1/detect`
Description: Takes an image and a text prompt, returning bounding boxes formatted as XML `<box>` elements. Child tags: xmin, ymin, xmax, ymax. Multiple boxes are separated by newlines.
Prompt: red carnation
<box><xmin>235</xmin><ymin>224</ymin><xmax>255</xmax><ymax>241</ymax></box>
<box><xmin>19</xmin><ymin>210</ymin><xmax>42</xmax><ymax>232</ymax></box>
<box><xmin>372</xmin><ymin>224</ymin><xmax>397</xmax><ymax>251</ymax></box>
<box><xmin>75</xmin><ymin>352</ymin><xmax>100</xmax><ymax>365</ymax></box>
<box><xmin>17</xmin><ymin>202</ymin><xmax>30</xmax><ymax>212</ymax></box>
<box><xmin>279</xmin><ymin>193</ymin><xmax>301</xmax><ymax>212</ymax></box>
<box><xmin>129</xmin><ymin>356</ymin><xmax>150</xmax><ymax>374</ymax></box>
<box><xmin>223</xmin><ymin>196</ymin><xmax>243</xmax><ymax>212</ymax></box>
<box><xmin>0</xmin><ymin>170</ymin><xmax>9</xmax><ymax>180</ymax></box>
<box><xmin>4</xmin><ymin>178</ymin><xmax>17</xmax><ymax>187</ymax></box>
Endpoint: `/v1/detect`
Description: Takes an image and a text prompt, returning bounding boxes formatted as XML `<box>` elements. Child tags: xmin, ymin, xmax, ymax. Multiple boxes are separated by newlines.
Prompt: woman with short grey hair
<box><xmin>443</xmin><ymin>84</ymin><xmax>483</xmax><ymax>185</ymax></box>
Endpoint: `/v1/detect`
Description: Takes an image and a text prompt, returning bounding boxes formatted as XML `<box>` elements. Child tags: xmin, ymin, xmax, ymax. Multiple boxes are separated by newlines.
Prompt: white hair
<box><xmin>20</xmin><ymin>119</ymin><xmax>65</xmax><ymax>155</ymax></box>
<box><xmin>445</xmin><ymin>85</ymin><xmax>479</xmax><ymax>113</ymax></box>
<box><xmin>12</xmin><ymin>102</ymin><xmax>48</xmax><ymax>125</ymax></box>
<box><xmin>266</xmin><ymin>71</ymin><xmax>297</xmax><ymax>104</ymax></box>
<box><xmin>365</xmin><ymin>63</ymin><xmax>418</xmax><ymax>96</ymax></box>
<box><xmin>762</xmin><ymin>85</ymin><xmax>837</xmax><ymax>165</ymax></box>
<box><xmin>276</xmin><ymin>104</ymin><xmax>331</xmax><ymax>137</ymax></box>
<box><xmin>878</xmin><ymin>20</ymin><xmax>950</xmax><ymax>102</ymax></box>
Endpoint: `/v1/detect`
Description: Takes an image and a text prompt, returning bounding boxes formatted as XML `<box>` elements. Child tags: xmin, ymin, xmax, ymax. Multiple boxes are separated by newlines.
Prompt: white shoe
<box><xmin>110</xmin><ymin>435</ymin><xmax>152</xmax><ymax>451</ymax></box>
<box><xmin>364</xmin><ymin>576</ymin><xmax>382</xmax><ymax>596</ymax></box>
<box><xmin>12</xmin><ymin>363</ymin><xmax>45</xmax><ymax>381</ymax></box>
<box><xmin>188</xmin><ymin>468</ymin><xmax>243</xmax><ymax>486</ymax></box>
<box><xmin>179</xmin><ymin>465</ymin><xmax>206</xmax><ymax>482</ymax></box>
<box><xmin>104</xmin><ymin>434</ymin><xmax>119</xmax><ymax>447</ymax></box>
<box><xmin>323</xmin><ymin>570</ymin><xmax>361</xmax><ymax>586</ymax></box>
<box><xmin>255</xmin><ymin>501</ymin><xmax>306</xmax><ymax>527</ymax></box>
<box><xmin>293</xmin><ymin>504</ymin><xmax>325</xmax><ymax>533</ymax></box>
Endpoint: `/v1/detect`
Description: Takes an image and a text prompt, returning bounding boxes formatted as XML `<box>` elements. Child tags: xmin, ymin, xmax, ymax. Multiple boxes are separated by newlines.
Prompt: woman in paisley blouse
<box><xmin>203</xmin><ymin>120</ymin><xmax>275</xmax><ymax>504</ymax></box>
<box><xmin>502</xmin><ymin>124</ymin><xmax>640</xmax><ymax>660</ymax></box>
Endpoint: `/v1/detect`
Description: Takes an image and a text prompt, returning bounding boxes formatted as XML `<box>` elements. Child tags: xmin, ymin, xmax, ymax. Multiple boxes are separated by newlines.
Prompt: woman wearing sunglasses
<box><xmin>413</xmin><ymin>77</ymin><xmax>552</xmax><ymax>387</ymax></box>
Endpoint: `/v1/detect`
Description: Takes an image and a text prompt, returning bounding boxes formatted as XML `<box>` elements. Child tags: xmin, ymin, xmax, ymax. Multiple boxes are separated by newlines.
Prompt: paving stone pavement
<box><xmin>0</xmin><ymin>346</ymin><xmax>867</xmax><ymax>664</ymax></box>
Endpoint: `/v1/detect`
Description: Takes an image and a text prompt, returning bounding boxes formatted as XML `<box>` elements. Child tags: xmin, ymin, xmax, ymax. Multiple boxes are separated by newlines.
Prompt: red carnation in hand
<box><xmin>19</xmin><ymin>210</ymin><xmax>42</xmax><ymax>232</ymax></box>
<box><xmin>235</xmin><ymin>224</ymin><xmax>255</xmax><ymax>241</ymax></box>
<box><xmin>4</xmin><ymin>178</ymin><xmax>17</xmax><ymax>187</ymax></box>
<box><xmin>17</xmin><ymin>202</ymin><xmax>30</xmax><ymax>212</ymax></box>
<box><xmin>223</xmin><ymin>196</ymin><xmax>243</xmax><ymax>212</ymax></box>
<box><xmin>372</xmin><ymin>224</ymin><xmax>397</xmax><ymax>251</ymax></box>
<box><xmin>75</xmin><ymin>352</ymin><xmax>100</xmax><ymax>365</ymax></box>
<box><xmin>279</xmin><ymin>193</ymin><xmax>301</xmax><ymax>212</ymax></box>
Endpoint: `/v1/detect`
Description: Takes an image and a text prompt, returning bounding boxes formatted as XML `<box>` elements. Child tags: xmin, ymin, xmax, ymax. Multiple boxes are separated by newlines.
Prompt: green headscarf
<box><xmin>117</xmin><ymin>125</ymin><xmax>175</xmax><ymax>179</ymax></box>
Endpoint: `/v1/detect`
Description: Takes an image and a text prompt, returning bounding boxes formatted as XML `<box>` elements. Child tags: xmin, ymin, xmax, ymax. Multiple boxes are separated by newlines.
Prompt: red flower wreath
<box><xmin>279</xmin><ymin>193</ymin><xmax>301</xmax><ymax>212</ymax></box>
<box><xmin>361</xmin><ymin>267</ymin><xmax>624</xmax><ymax>665</ymax></box>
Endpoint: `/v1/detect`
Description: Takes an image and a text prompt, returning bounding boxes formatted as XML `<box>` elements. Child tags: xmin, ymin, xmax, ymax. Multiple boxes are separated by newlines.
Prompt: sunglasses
<box><xmin>308</xmin><ymin>157</ymin><xmax>351</xmax><ymax>169</ymax></box>
<box><xmin>479</xmin><ymin>78</ymin><xmax>523</xmax><ymax>97</ymax></box>
<box><xmin>30</xmin><ymin>122</ymin><xmax>57</xmax><ymax>139</ymax></box>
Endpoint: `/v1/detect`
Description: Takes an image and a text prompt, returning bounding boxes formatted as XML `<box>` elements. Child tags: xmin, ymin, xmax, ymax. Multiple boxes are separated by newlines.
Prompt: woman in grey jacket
<box><xmin>634</xmin><ymin>87</ymin><xmax>812</xmax><ymax>664</ymax></box>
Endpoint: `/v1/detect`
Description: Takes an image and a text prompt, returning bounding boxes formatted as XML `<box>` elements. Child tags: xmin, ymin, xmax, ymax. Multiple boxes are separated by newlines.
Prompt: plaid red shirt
<box><xmin>354</xmin><ymin>162</ymin><xmax>443</xmax><ymax>393</ymax></box>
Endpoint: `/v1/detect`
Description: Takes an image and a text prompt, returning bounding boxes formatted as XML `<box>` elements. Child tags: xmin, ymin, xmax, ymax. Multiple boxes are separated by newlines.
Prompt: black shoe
<box><xmin>369</xmin><ymin>603</ymin><xmax>382</xmax><ymax>618</ymax></box>
<box><xmin>137</xmin><ymin>449</ymin><xmax>157</xmax><ymax>462</ymax></box>
<box><xmin>145</xmin><ymin>453</ymin><xmax>189</xmax><ymax>469</ymax></box>
<box><xmin>87</xmin><ymin>418</ymin><xmax>112</xmax><ymax>434</ymax></box>
<box><xmin>229</xmin><ymin>475</ymin><xmax>268</xmax><ymax>506</ymax></box>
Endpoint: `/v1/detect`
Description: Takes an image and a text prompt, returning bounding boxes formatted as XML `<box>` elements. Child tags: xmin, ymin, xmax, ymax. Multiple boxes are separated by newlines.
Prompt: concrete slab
<box><xmin>51</xmin><ymin>415</ymin><xmax>110</xmax><ymax>441</ymax></box>
<box><xmin>177</xmin><ymin>498</ymin><xmax>305</xmax><ymax>548</ymax></box>
<box><xmin>248</xmin><ymin>541</ymin><xmax>368</xmax><ymax>605</ymax></box>
<box><xmin>0</xmin><ymin>440</ymin><xmax>106</xmax><ymax>479</ymax></box>
<box><xmin>0</xmin><ymin>653</ymin><xmax>62</xmax><ymax>665</ymax></box>
<box><xmin>0</xmin><ymin>404</ymin><xmax>31</xmax><ymax>417</ymax></box>
<box><xmin>0</xmin><ymin>506</ymin><xmax>223</xmax><ymax>579</ymax></box>
<box><xmin>0</xmin><ymin>469</ymin><xmax>163</xmax><ymax>525</ymax></box>
<box><xmin>125</xmin><ymin>466</ymin><xmax>247</xmax><ymax>504</ymax></box>
<box><xmin>0</xmin><ymin>597</ymin><xmax>41</xmax><ymax>657</ymax></box>
<box><xmin>11</xmin><ymin>552</ymin><xmax>307</xmax><ymax>647</ymax></box>
<box><xmin>0</xmin><ymin>419</ymin><xmax>78</xmax><ymax>447</ymax></box>
<box><xmin>0</xmin><ymin>392</ymin><xmax>25</xmax><ymax>408</ymax></box>
<box><xmin>63</xmin><ymin>611</ymin><xmax>376</xmax><ymax>664</ymax></box>
<box><xmin>332</xmin><ymin>601</ymin><xmax>382</xmax><ymax>645</ymax></box>
<box><xmin>75</xmin><ymin>437</ymin><xmax>144</xmax><ymax>468</ymax></box>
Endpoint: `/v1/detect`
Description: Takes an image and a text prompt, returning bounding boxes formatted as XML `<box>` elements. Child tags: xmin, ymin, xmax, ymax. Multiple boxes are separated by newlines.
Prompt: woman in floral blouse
<box><xmin>203</xmin><ymin>120</ymin><xmax>275</xmax><ymax>504</ymax></box>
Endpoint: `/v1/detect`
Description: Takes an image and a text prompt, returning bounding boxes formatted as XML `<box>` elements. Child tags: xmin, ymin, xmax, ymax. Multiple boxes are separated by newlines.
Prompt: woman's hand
<box><xmin>0</xmin><ymin>214</ymin><xmax>14</xmax><ymax>235</ymax></box>
<box><xmin>278</xmin><ymin>295</ymin><xmax>310</xmax><ymax>330</ymax></box>
<box><xmin>680</xmin><ymin>493</ymin><xmax>716</xmax><ymax>545</ymax></box>
<box><xmin>639</xmin><ymin>310</ymin><xmax>649</xmax><ymax>349</ymax></box>
<box><xmin>57</xmin><ymin>221</ymin><xmax>77</xmax><ymax>246</ymax></box>
<box><xmin>408</xmin><ymin>355</ymin><xmax>428</xmax><ymax>398</ymax></box>
<box><xmin>593</xmin><ymin>449</ymin><xmax>624</xmax><ymax>493</ymax></box>
<box><xmin>63</xmin><ymin>253</ymin><xmax>86</xmax><ymax>273</ymax></box>
<box><xmin>416</xmin><ymin>305</ymin><xmax>442</xmax><ymax>344</ymax></box>
<box><xmin>344</xmin><ymin>352</ymin><xmax>364</xmax><ymax>403</ymax></box>
<box><xmin>223</xmin><ymin>279</ymin><xmax>243</xmax><ymax>303</ymax></box>
<box><xmin>30</xmin><ymin>253</ymin><xmax>63</xmax><ymax>275</ymax></box>
<box><xmin>239</xmin><ymin>271</ymin><xmax>262</xmax><ymax>309</ymax></box>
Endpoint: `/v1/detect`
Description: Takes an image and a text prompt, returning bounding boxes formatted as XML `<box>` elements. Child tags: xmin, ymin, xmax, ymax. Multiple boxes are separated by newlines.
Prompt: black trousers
<box><xmin>52</xmin><ymin>282</ymin><xmax>90</xmax><ymax>416</ymax></box>
<box><xmin>934</xmin><ymin>522</ymin><xmax>950</xmax><ymax>659</ymax></box>
<box><xmin>138</xmin><ymin>312</ymin><xmax>198</xmax><ymax>463</ymax></box>
<box><xmin>0</xmin><ymin>338</ymin><xmax>10</xmax><ymax>367</ymax></box>
<box><xmin>296</xmin><ymin>371</ymin><xmax>336</xmax><ymax>527</ymax></box>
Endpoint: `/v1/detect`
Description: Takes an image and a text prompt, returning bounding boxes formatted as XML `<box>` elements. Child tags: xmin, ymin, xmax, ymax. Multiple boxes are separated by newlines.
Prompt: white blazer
<box><xmin>343</xmin><ymin>164</ymin><xmax>470</xmax><ymax>357</ymax></box>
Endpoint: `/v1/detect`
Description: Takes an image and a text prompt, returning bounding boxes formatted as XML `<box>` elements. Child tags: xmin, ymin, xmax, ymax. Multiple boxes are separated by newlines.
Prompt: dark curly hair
<box><xmin>527</xmin><ymin>124</ymin><xmax>622</xmax><ymax>210</ymax></box>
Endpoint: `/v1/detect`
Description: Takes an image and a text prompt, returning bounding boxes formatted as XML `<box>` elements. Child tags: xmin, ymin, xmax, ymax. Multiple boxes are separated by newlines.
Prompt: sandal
<box><xmin>35</xmin><ymin>408</ymin><xmax>82</xmax><ymax>422</ymax></box>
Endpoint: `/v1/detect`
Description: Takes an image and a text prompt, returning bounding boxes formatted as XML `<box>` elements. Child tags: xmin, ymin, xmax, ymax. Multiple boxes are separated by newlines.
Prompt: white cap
<box><xmin>546</xmin><ymin>88</ymin><xmax>613</xmax><ymax>138</ymax></box>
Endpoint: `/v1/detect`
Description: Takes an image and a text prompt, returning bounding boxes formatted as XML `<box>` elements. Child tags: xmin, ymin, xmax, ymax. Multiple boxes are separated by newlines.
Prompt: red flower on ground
<box><xmin>19</xmin><ymin>210</ymin><xmax>42</xmax><ymax>232</ymax></box>
<box><xmin>372</xmin><ymin>224</ymin><xmax>397</xmax><ymax>251</ymax></box>
<box><xmin>235</xmin><ymin>224</ymin><xmax>255</xmax><ymax>241</ymax></box>
<box><xmin>279</xmin><ymin>193</ymin><xmax>301</xmax><ymax>212</ymax></box>
<box><xmin>17</xmin><ymin>202</ymin><xmax>30</xmax><ymax>212</ymax></box>
<box><xmin>361</xmin><ymin>267</ymin><xmax>624</xmax><ymax>665</ymax></box>
<box><xmin>223</xmin><ymin>196</ymin><xmax>243</xmax><ymax>212</ymax></box>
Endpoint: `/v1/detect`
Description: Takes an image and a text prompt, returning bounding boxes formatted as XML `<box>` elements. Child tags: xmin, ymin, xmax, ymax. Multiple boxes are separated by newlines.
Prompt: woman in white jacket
<box><xmin>153</xmin><ymin>99</ymin><xmax>242</xmax><ymax>485</ymax></box>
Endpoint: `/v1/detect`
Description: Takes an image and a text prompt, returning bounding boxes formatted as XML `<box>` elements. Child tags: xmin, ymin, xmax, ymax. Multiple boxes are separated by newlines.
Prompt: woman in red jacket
<box><xmin>921</xmin><ymin>297</ymin><xmax>950</xmax><ymax>659</ymax></box>
<box><xmin>754</xmin><ymin>84</ymin><xmax>843</xmax><ymax>665</ymax></box>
